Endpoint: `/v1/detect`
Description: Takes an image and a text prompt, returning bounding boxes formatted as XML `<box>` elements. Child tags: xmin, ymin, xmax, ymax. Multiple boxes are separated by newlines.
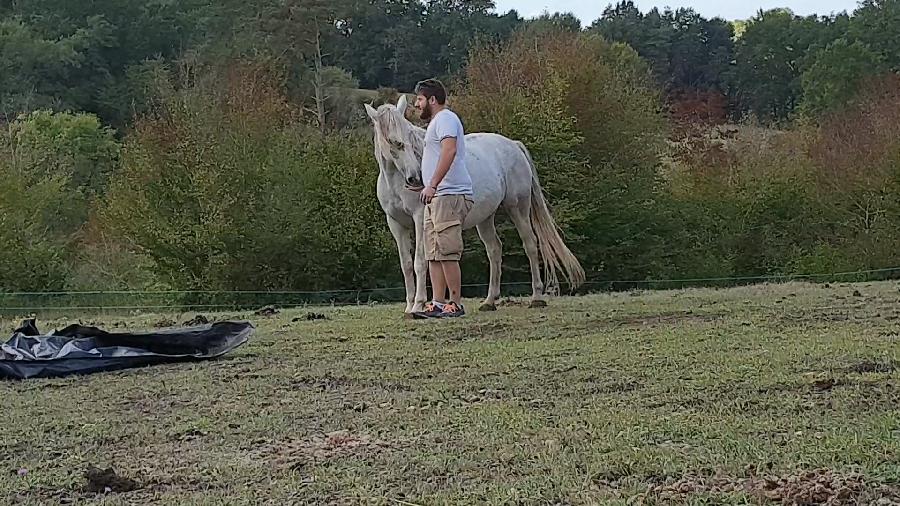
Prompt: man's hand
<box><xmin>419</xmin><ymin>137</ymin><xmax>456</xmax><ymax>205</ymax></box>
<box><xmin>420</xmin><ymin>185</ymin><xmax>436</xmax><ymax>204</ymax></box>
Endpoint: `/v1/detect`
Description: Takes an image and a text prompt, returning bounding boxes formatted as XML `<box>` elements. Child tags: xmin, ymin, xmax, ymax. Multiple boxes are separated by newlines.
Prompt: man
<box><xmin>410</xmin><ymin>79</ymin><xmax>473</xmax><ymax>318</ymax></box>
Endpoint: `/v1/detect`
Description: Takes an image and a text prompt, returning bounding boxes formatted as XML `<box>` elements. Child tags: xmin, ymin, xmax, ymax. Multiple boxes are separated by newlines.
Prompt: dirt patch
<box><xmin>749</xmin><ymin>469</ymin><xmax>900</xmax><ymax>505</ymax></box>
<box><xmin>606</xmin><ymin>311</ymin><xmax>721</xmax><ymax>328</ymax></box>
<box><xmin>140</xmin><ymin>476</ymin><xmax>228</xmax><ymax>495</ymax></box>
<box><xmin>756</xmin><ymin>383</ymin><xmax>801</xmax><ymax>395</ymax></box>
<box><xmin>259</xmin><ymin>431</ymin><xmax>390</xmax><ymax>470</ymax></box>
<box><xmin>255</xmin><ymin>305</ymin><xmax>280</xmax><ymax>317</ymax></box>
<box><xmin>675</xmin><ymin>377</ymin><xmax>899</xmax><ymax>415</ymax></box>
<box><xmin>153</xmin><ymin>318</ymin><xmax>176</xmax><ymax>328</ymax></box>
<box><xmin>812</xmin><ymin>378</ymin><xmax>841</xmax><ymax>391</ymax></box>
<box><xmin>182</xmin><ymin>315</ymin><xmax>209</xmax><ymax>326</ymax></box>
<box><xmin>580</xmin><ymin>376</ymin><xmax>642</xmax><ymax>394</ymax></box>
<box><xmin>84</xmin><ymin>465</ymin><xmax>140</xmax><ymax>493</ymax></box>
<box><xmin>845</xmin><ymin>360</ymin><xmax>898</xmax><ymax>374</ymax></box>
<box><xmin>434</xmin><ymin>322</ymin><xmax>514</xmax><ymax>341</ymax></box>
<box><xmin>291</xmin><ymin>373</ymin><xmax>410</xmax><ymax>392</ymax></box>
<box><xmin>11</xmin><ymin>487</ymin><xmax>81</xmax><ymax>504</ymax></box>
<box><xmin>293</xmin><ymin>312</ymin><xmax>329</xmax><ymax>322</ymax></box>
<box><xmin>498</xmin><ymin>298</ymin><xmax>528</xmax><ymax>307</ymax></box>
<box><xmin>459</xmin><ymin>388</ymin><xmax>509</xmax><ymax>404</ymax></box>
<box><xmin>778</xmin><ymin>300</ymin><xmax>900</xmax><ymax>326</ymax></box>
<box><xmin>636</xmin><ymin>469</ymin><xmax>899</xmax><ymax>505</ymax></box>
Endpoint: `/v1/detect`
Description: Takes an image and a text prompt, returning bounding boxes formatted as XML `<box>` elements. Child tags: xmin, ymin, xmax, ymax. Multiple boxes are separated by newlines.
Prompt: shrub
<box><xmin>101</xmin><ymin>61</ymin><xmax>396</xmax><ymax>292</ymax></box>
<box><xmin>454</xmin><ymin>29</ymin><xmax>669</xmax><ymax>282</ymax></box>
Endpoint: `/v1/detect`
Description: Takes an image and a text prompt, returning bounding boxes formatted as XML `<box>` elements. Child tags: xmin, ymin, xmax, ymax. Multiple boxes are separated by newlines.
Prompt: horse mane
<box><xmin>372</xmin><ymin>105</ymin><xmax>425</xmax><ymax>163</ymax></box>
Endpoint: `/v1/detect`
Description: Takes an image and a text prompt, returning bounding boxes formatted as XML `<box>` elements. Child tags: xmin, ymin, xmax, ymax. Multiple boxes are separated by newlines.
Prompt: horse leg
<box><xmin>507</xmin><ymin>202</ymin><xmax>547</xmax><ymax>308</ymax></box>
<box><xmin>411</xmin><ymin>210</ymin><xmax>428</xmax><ymax>313</ymax></box>
<box><xmin>386</xmin><ymin>216</ymin><xmax>416</xmax><ymax>315</ymax></box>
<box><xmin>476</xmin><ymin>216</ymin><xmax>502</xmax><ymax>311</ymax></box>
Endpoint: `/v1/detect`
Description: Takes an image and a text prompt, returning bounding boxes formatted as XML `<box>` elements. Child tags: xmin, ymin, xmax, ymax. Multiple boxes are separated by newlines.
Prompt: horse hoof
<box><xmin>479</xmin><ymin>303</ymin><xmax>497</xmax><ymax>312</ymax></box>
<box><xmin>529</xmin><ymin>300</ymin><xmax>548</xmax><ymax>308</ymax></box>
<box><xmin>403</xmin><ymin>312</ymin><xmax>416</xmax><ymax>320</ymax></box>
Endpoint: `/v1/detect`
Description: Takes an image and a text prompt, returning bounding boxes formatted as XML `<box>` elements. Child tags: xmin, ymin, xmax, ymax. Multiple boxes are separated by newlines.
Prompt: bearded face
<box><xmin>415</xmin><ymin>94</ymin><xmax>436</xmax><ymax>121</ymax></box>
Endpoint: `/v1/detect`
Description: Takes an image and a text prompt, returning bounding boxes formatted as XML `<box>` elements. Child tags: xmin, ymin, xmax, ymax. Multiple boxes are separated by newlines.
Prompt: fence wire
<box><xmin>0</xmin><ymin>267</ymin><xmax>897</xmax><ymax>315</ymax></box>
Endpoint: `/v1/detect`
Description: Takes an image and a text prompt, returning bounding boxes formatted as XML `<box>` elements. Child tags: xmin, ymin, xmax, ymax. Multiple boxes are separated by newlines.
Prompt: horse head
<box><xmin>365</xmin><ymin>95</ymin><xmax>425</xmax><ymax>187</ymax></box>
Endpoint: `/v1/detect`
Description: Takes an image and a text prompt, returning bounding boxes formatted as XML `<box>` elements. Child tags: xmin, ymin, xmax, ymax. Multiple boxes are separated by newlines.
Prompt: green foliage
<box><xmin>0</xmin><ymin>129</ymin><xmax>75</xmax><ymax>291</ymax></box>
<box><xmin>591</xmin><ymin>2</ymin><xmax>734</xmax><ymax>94</ymax></box>
<box><xmin>1</xmin><ymin>0</ymin><xmax>894</xmax><ymax>131</ymax></box>
<box><xmin>0</xmin><ymin>18</ymin><xmax>83</xmax><ymax>116</ymax></box>
<box><xmin>590</xmin><ymin>1</ymin><xmax>899</xmax><ymax>125</ymax></box>
<box><xmin>665</xmin><ymin>75</ymin><xmax>900</xmax><ymax>279</ymax></box>
<box><xmin>318</xmin><ymin>0</ymin><xmax>522</xmax><ymax>92</ymax></box>
<box><xmin>519</xmin><ymin>12</ymin><xmax>583</xmax><ymax>37</ymax></box>
<box><xmin>732</xmin><ymin>9</ymin><xmax>849</xmax><ymax>122</ymax></box>
<box><xmin>457</xmin><ymin>30</ymin><xmax>668</xmax><ymax>281</ymax></box>
<box><xmin>5</xmin><ymin>110</ymin><xmax>119</xmax><ymax>238</ymax></box>
<box><xmin>0</xmin><ymin>168</ymin><xmax>71</xmax><ymax>291</ymax></box>
<box><xmin>800</xmin><ymin>39</ymin><xmax>885</xmax><ymax>116</ymax></box>
<box><xmin>848</xmin><ymin>0</ymin><xmax>900</xmax><ymax>70</ymax></box>
<box><xmin>788</xmin><ymin>242</ymin><xmax>867</xmax><ymax>276</ymax></box>
<box><xmin>665</xmin><ymin>135</ymin><xmax>830</xmax><ymax>278</ymax></box>
<box><xmin>0</xmin><ymin>109</ymin><xmax>131</xmax><ymax>292</ymax></box>
<box><xmin>1</xmin><ymin>0</ymin><xmax>210</xmax><ymax>126</ymax></box>
<box><xmin>806</xmin><ymin>75</ymin><xmax>900</xmax><ymax>268</ymax></box>
<box><xmin>102</xmin><ymin>63</ymin><xmax>395</xmax><ymax>291</ymax></box>
<box><xmin>295</xmin><ymin>65</ymin><xmax>366</xmax><ymax>129</ymax></box>
<box><xmin>12</xmin><ymin>110</ymin><xmax>120</xmax><ymax>197</ymax></box>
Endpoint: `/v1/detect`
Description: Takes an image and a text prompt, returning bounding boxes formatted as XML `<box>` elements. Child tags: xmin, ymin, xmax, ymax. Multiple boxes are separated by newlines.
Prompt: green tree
<box><xmin>0</xmin><ymin>111</ymin><xmax>119</xmax><ymax>290</ymax></box>
<box><xmin>13</xmin><ymin>110</ymin><xmax>120</xmax><ymax>197</ymax></box>
<box><xmin>0</xmin><ymin>19</ymin><xmax>86</xmax><ymax>118</ymax></box>
<box><xmin>732</xmin><ymin>9</ymin><xmax>847</xmax><ymax>122</ymax></box>
<box><xmin>848</xmin><ymin>0</ymin><xmax>900</xmax><ymax>70</ymax></box>
<box><xmin>591</xmin><ymin>3</ymin><xmax>734</xmax><ymax>95</ymax></box>
<box><xmin>1</xmin><ymin>0</ymin><xmax>211</xmax><ymax>125</ymax></box>
<box><xmin>329</xmin><ymin>0</ymin><xmax>429</xmax><ymax>90</ymax></box>
<box><xmin>6</xmin><ymin>110</ymin><xmax>119</xmax><ymax>238</ymax></box>
<box><xmin>520</xmin><ymin>11</ymin><xmax>582</xmax><ymax>36</ymax></box>
<box><xmin>457</xmin><ymin>30</ymin><xmax>668</xmax><ymax>282</ymax></box>
<box><xmin>0</xmin><ymin>162</ymin><xmax>71</xmax><ymax>291</ymax></box>
<box><xmin>800</xmin><ymin>39</ymin><xmax>885</xmax><ymax>116</ymax></box>
<box><xmin>102</xmin><ymin>61</ymin><xmax>395</xmax><ymax>290</ymax></box>
<box><xmin>328</xmin><ymin>0</ymin><xmax>521</xmax><ymax>91</ymax></box>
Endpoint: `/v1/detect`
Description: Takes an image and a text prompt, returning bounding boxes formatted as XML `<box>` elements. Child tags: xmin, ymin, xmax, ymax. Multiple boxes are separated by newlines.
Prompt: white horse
<box><xmin>365</xmin><ymin>95</ymin><xmax>584</xmax><ymax>315</ymax></box>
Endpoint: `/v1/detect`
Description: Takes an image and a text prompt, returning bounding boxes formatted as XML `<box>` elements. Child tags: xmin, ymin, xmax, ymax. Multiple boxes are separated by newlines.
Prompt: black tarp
<box><xmin>0</xmin><ymin>319</ymin><xmax>254</xmax><ymax>380</ymax></box>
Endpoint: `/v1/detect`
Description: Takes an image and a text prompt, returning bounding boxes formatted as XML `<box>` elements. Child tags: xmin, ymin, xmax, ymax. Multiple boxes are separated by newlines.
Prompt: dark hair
<box><xmin>414</xmin><ymin>78</ymin><xmax>447</xmax><ymax>105</ymax></box>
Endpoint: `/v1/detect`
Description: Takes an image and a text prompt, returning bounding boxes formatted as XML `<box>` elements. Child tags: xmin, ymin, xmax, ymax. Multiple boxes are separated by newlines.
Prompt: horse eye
<box><xmin>392</xmin><ymin>141</ymin><xmax>405</xmax><ymax>151</ymax></box>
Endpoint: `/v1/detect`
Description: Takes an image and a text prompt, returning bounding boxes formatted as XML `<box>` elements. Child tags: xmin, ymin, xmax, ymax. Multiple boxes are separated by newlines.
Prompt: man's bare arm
<box><xmin>428</xmin><ymin>136</ymin><xmax>457</xmax><ymax>190</ymax></box>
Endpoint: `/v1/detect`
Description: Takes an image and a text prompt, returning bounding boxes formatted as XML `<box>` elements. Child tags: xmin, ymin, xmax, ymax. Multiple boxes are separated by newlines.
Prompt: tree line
<box><xmin>4</xmin><ymin>0</ymin><xmax>898</xmax><ymax>128</ymax></box>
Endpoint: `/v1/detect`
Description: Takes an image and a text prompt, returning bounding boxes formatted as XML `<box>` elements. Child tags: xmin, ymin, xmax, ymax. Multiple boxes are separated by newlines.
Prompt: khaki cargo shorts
<box><xmin>424</xmin><ymin>195</ymin><xmax>474</xmax><ymax>262</ymax></box>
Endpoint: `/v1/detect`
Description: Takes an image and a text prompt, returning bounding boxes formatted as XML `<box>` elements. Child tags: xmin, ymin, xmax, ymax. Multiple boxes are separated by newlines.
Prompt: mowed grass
<box><xmin>2</xmin><ymin>281</ymin><xmax>899</xmax><ymax>505</ymax></box>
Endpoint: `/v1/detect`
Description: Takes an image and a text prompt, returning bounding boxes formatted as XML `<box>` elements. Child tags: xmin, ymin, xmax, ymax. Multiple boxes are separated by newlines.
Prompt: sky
<box><xmin>493</xmin><ymin>0</ymin><xmax>860</xmax><ymax>23</ymax></box>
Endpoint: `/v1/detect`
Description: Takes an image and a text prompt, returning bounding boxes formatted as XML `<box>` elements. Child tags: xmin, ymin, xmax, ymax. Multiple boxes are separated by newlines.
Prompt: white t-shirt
<box><xmin>421</xmin><ymin>109</ymin><xmax>473</xmax><ymax>196</ymax></box>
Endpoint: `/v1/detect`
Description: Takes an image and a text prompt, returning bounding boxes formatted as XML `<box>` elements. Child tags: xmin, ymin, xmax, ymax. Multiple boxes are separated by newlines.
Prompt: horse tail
<box><xmin>514</xmin><ymin>141</ymin><xmax>586</xmax><ymax>294</ymax></box>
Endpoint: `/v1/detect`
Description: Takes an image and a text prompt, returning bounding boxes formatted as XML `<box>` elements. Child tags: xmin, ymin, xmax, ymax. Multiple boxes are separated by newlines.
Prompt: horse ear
<box><xmin>365</xmin><ymin>103</ymin><xmax>378</xmax><ymax>121</ymax></box>
<box><xmin>396</xmin><ymin>94</ymin><xmax>408</xmax><ymax>116</ymax></box>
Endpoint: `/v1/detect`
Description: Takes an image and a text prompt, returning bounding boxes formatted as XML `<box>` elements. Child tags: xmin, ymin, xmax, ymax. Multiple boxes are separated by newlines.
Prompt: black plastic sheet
<box><xmin>0</xmin><ymin>319</ymin><xmax>253</xmax><ymax>380</ymax></box>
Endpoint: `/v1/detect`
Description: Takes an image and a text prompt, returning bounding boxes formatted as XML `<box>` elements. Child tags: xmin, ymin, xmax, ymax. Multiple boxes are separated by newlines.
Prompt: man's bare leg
<box><xmin>442</xmin><ymin>261</ymin><xmax>463</xmax><ymax>304</ymax></box>
<box><xmin>429</xmin><ymin>261</ymin><xmax>448</xmax><ymax>303</ymax></box>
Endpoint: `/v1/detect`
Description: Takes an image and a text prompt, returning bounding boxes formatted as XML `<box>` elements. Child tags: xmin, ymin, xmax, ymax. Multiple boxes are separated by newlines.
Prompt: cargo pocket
<box><xmin>434</xmin><ymin>219</ymin><xmax>463</xmax><ymax>258</ymax></box>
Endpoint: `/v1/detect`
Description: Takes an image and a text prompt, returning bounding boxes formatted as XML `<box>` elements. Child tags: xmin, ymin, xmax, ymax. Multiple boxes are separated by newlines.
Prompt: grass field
<box><xmin>3</xmin><ymin>281</ymin><xmax>899</xmax><ymax>505</ymax></box>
